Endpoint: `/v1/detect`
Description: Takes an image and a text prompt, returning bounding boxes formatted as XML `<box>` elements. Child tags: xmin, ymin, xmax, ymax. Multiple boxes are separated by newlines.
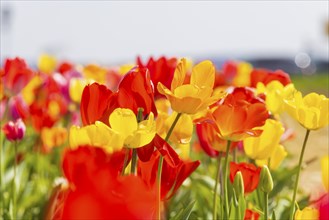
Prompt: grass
<box><xmin>290</xmin><ymin>73</ymin><xmax>329</xmax><ymax>96</ymax></box>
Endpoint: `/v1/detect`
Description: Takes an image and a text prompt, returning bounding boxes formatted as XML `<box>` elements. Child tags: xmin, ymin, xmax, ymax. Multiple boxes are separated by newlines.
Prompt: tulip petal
<box><xmin>190</xmin><ymin>60</ymin><xmax>215</xmax><ymax>88</ymax></box>
<box><xmin>109</xmin><ymin>108</ymin><xmax>138</xmax><ymax>140</ymax></box>
<box><xmin>171</xmin><ymin>58</ymin><xmax>187</xmax><ymax>90</ymax></box>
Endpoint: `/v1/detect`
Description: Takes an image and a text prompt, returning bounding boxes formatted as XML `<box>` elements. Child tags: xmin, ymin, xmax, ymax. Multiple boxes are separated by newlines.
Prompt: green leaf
<box><xmin>172</xmin><ymin>200</ymin><xmax>196</xmax><ymax>220</ymax></box>
<box><xmin>272</xmin><ymin>210</ymin><xmax>276</xmax><ymax>220</ymax></box>
<box><xmin>238</xmin><ymin>194</ymin><xmax>246</xmax><ymax>220</ymax></box>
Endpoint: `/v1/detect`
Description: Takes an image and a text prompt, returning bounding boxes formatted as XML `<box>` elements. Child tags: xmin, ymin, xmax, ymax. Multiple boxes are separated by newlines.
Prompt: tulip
<box><xmin>80</xmin><ymin>82</ymin><xmax>114</xmax><ymax>125</ymax></box>
<box><xmin>2</xmin><ymin>57</ymin><xmax>34</xmax><ymax>94</ymax></box>
<box><xmin>2</xmin><ymin>118</ymin><xmax>26</xmax><ymax>142</ymax></box>
<box><xmin>157</xmin><ymin>58</ymin><xmax>226</xmax><ymax>114</ymax></box>
<box><xmin>201</xmin><ymin>87</ymin><xmax>269</xmax><ymax>142</ymax></box>
<box><xmin>230</xmin><ymin>162</ymin><xmax>261</xmax><ymax>194</ymax></box>
<box><xmin>38</xmin><ymin>54</ymin><xmax>57</xmax><ymax>74</ymax></box>
<box><xmin>250</xmin><ymin>68</ymin><xmax>291</xmax><ymax>88</ymax></box>
<box><xmin>244</xmin><ymin>119</ymin><xmax>285</xmax><ymax>160</ymax></box>
<box><xmin>294</xmin><ymin>207</ymin><xmax>319</xmax><ymax>220</ymax></box>
<box><xmin>41</xmin><ymin>127</ymin><xmax>68</xmax><ymax>153</ymax></box>
<box><xmin>70</xmin><ymin>108</ymin><xmax>156</xmax><ymax>152</ymax></box>
<box><xmin>244</xmin><ymin>209</ymin><xmax>260</xmax><ymax>220</ymax></box>
<box><xmin>155</xmin><ymin>99</ymin><xmax>193</xmax><ymax>159</ymax></box>
<box><xmin>137</xmin><ymin>56</ymin><xmax>177</xmax><ymax>98</ymax></box>
<box><xmin>284</xmin><ymin>92</ymin><xmax>329</xmax><ymax>130</ymax></box>
<box><xmin>257</xmin><ymin>81</ymin><xmax>296</xmax><ymax>114</ymax></box>
<box><xmin>69</xmin><ymin>78</ymin><xmax>93</xmax><ymax>103</ymax></box>
<box><xmin>56</xmin><ymin>146</ymin><xmax>157</xmax><ymax>219</ymax></box>
<box><xmin>82</xmin><ymin>64</ymin><xmax>107</xmax><ymax>84</ymax></box>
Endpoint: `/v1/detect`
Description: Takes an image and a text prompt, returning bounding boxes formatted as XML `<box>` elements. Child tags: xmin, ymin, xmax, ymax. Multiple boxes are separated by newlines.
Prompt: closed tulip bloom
<box><xmin>157</xmin><ymin>58</ymin><xmax>226</xmax><ymax>114</ymax></box>
<box><xmin>257</xmin><ymin>81</ymin><xmax>296</xmax><ymax>114</ymax></box>
<box><xmin>2</xmin><ymin>118</ymin><xmax>26</xmax><ymax>142</ymax></box>
<box><xmin>244</xmin><ymin>119</ymin><xmax>284</xmax><ymax>160</ymax></box>
<box><xmin>285</xmin><ymin>92</ymin><xmax>329</xmax><ymax>130</ymax></box>
<box><xmin>294</xmin><ymin>207</ymin><xmax>319</xmax><ymax>220</ymax></box>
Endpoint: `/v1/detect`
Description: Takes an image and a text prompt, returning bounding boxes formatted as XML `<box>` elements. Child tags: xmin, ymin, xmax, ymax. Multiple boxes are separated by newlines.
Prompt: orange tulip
<box><xmin>200</xmin><ymin>87</ymin><xmax>269</xmax><ymax>141</ymax></box>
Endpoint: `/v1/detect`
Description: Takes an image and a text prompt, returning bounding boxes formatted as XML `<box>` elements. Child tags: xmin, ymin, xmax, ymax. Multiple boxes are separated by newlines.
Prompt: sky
<box><xmin>1</xmin><ymin>1</ymin><xmax>328</xmax><ymax>64</ymax></box>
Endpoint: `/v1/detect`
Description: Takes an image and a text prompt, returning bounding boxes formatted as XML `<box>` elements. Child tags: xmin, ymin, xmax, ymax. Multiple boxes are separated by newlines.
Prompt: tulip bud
<box><xmin>233</xmin><ymin>171</ymin><xmax>244</xmax><ymax>198</ymax></box>
<box><xmin>259</xmin><ymin>165</ymin><xmax>273</xmax><ymax>193</ymax></box>
<box><xmin>2</xmin><ymin>118</ymin><xmax>26</xmax><ymax>142</ymax></box>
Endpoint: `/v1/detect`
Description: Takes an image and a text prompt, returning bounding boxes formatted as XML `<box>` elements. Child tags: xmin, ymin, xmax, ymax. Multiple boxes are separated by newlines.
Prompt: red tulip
<box><xmin>2</xmin><ymin>57</ymin><xmax>34</xmax><ymax>94</ymax></box>
<box><xmin>137</xmin><ymin>56</ymin><xmax>177</xmax><ymax>98</ymax></box>
<box><xmin>80</xmin><ymin>67</ymin><xmax>157</xmax><ymax>126</ymax></box>
<box><xmin>80</xmin><ymin>83</ymin><xmax>114</xmax><ymax>125</ymax></box>
<box><xmin>116</xmin><ymin>66</ymin><xmax>157</xmax><ymax>118</ymax></box>
<box><xmin>250</xmin><ymin>69</ymin><xmax>291</xmax><ymax>88</ymax></box>
<box><xmin>244</xmin><ymin>209</ymin><xmax>260</xmax><ymax>220</ymax></box>
<box><xmin>230</xmin><ymin>162</ymin><xmax>261</xmax><ymax>194</ymax></box>
<box><xmin>138</xmin><ymin>136</ymin><xmax>200</xmax><ymax>200</ymax></box>
<box><xmin>56</xmin><ymin>146</ymin><xmax>156</xmax><ymax>219</ymax></box>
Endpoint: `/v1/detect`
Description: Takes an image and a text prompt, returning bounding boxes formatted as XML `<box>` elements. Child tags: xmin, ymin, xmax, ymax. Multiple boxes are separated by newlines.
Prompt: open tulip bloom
<box><xmin>0</xmin><ymin>55</ymin><xmax>328</xmax><ymax>220</ymax></box>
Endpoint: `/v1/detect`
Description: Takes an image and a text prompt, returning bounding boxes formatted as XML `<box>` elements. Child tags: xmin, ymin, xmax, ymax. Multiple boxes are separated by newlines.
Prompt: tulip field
<box><xmin>0</xmin><ymin>55</ymin><xmax>328</xmax><ymax>220</ymax></box>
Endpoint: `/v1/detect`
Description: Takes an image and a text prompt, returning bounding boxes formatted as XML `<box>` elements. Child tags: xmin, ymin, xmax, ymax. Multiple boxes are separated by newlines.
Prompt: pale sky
<box><xmin>1</xmin><ymin>1</ymin><xmax>328</xmax><ymax>64</ymax></box>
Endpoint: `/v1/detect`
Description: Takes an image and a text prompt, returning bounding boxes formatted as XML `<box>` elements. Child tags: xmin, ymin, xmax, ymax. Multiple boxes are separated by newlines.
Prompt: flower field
<box><xmin>0</xmin><ymin>55</ymin><xmax>328</xmax><ymax>220</ymax></box>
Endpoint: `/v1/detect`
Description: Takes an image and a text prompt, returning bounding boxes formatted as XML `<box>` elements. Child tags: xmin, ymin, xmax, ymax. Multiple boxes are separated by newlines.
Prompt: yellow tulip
<box><xmin>38</xmin><ymin>54</ymin><xmax>57</xmax><ymax>74</ymax></box>
<box><xmin>41</xmin><ymin>127</ymin><xmax>68</xmax><ymax>151</ymax></box>
<box><xmin>83</xmin><ymin>64</ymin><xmax>107</xmax><ymax>84</ymax></box>
<box><xmin>157</xmin><ymin>58</ymin><xmax>226</xmax><ymax>114</ymax></box>
<box><xmin>22</xmin><ymin>76</ymin><xmax>43</xmax><ymax>105</ymax></box>
<box><xmin>69</xmin><ymin>121</ymin><xmax>123</xmax><ymax>153</ymax></box>
<box><xmin>232</xmin><ymin>61</ymin><xmax>253</xmax><ymax>87</ymax></box>
<box><xmin>109</xmin><ymin>108</ymin><xmax>156</xmax><ymax>148</ymax></box>
<box><xmin>244</xmin><ymin>119</ymin><xmax>285</xmax><ymax>160</ymax></box>
<box><xmin>256</xmin><ymin>144</ymin><xmax>288</xmax><ymax>170</ymax></box>
<box><xmin>321</xmin><ymin>155</ymin><xmax>329</xmax><ymax>191</ymax></box>
<box><xmin>294</xmin><ymin>207</ymin><xmax>319</xmax><ymax>220</ymax></box>
<box><xmin>69</xmin><ymin>78</ymin><xmax>94</xmax><ymax>103</ymax></box>
<box><xmin>69</xmin><ymin>108</ymin><xmax>156</xmax><ymax>152</ymax></box>
<box><xmin>256</xmin><ymin>80</ymin><xmax>297</xmax><ymax>114</ymax></box>
<box><xmin>285</xmin><ymin>92</ymin><xmax>329</xmax><ymax>130</ymax></box>
<box><xmin>155</xmin><ymin>99</ymin><xmax>193</xmax><ymax>159</ymax></box>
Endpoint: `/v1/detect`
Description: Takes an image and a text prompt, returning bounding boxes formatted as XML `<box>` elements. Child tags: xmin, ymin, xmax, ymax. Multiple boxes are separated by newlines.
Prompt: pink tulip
<box><xmin>2</xmin><ymin>118</ymin><xmax>26</xmax><ymax>142</ymax></box>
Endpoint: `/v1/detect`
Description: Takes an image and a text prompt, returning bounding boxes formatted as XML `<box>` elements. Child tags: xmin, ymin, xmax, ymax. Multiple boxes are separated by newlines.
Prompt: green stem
<box><xmin>212</xmin><ymin>153</ymin><xmax>222</xmax><ymax>220</ymax></box>
<box><xmin>121</xmin><ymin>148</ymin><xmax>130</xmax><ymax>175</ymax></box>
<box><xmin>131</xmin><ymin>149</ymin><xmax>138</xmax><ymax>175</ymax></box>
<box><xmin>13</xmin><ymin>141</ymin><xmax>17</xmax><ymax>220</ymax></box>
<box><xmin>223</xmin><ymin>140</ymin><xmax>231</xmax><ymax>218</ymax></box>
<box><xmin>129</xmin><ymin>108</ymin><xmax>144</xmax><ymax>175</ymax></box>
<box><xmin>156</xmin><ymin>113</ymin><xmax>182</xmax><ymax>220</ymax></box>
<box><xmin>233</xmin><ymin>147</ymin><xmax>237</xmax><ymax>162</ymax></box>
<box><xmin>264</xmin><ymin>192</ymin><xmax>269</xmax><ymax>220</ymax></box>
<box><xmin>289</xmin><ymin>129</ymin><xmax>310</xmax><ymax>220</ymax></box>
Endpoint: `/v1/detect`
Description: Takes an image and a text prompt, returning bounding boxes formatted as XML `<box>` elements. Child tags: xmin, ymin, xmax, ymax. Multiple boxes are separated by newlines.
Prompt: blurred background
<box><xmin>1</xmin><ymin>1</ymin><xmax>328</xmax><ymax>75</ymax></box>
